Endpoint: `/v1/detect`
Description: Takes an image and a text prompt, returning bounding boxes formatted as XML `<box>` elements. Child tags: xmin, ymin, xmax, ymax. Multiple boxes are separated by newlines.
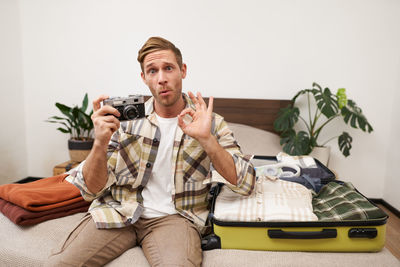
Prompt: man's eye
<box><xmin>149</xmin><ymin>69</ymin><xmax>156</xmax><ymax>74</ymax></box>
<box><xmin>166</xmin><ymin>66</ymin><xmax>172</xmax><ymax>71</ymax></box>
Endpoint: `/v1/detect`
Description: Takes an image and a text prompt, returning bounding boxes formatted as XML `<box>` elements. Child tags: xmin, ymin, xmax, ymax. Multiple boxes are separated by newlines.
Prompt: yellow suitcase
<box><xmin>204</xmin><ymin>156</ymin><xmax>388</xmax><ymax>252</ymax></box>
<box><xmin>212</xmin><ymin>211</ymin><xmax>387</xmax><ymax>252</ymax></box>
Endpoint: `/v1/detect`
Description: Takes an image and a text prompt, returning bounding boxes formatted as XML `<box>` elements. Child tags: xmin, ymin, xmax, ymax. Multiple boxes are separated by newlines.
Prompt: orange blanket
<box><xmin>0</xmin><ymin>174</ymin><xmax>84</xmax><ymax>211</ymax></box>
<box><xmin>0</xmin><ymin>198</ymin><xmax>90</xmax><ymax>225</ymax></box>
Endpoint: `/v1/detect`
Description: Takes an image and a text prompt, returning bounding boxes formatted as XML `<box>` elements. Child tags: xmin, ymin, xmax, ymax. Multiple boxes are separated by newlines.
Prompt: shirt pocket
<box><xmin>114</xmin><ymin>133</ymin><xmax>143</xmax><ymax>185</ymax></box>
<box><xmin>181</xmin><ymin>138</ymin><xmax>211</xmax><ymax>183</ymax></box>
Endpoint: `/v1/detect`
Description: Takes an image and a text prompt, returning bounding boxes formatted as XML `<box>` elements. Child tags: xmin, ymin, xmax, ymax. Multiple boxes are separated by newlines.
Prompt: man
<box><xmin>46</xmin><ymin>37</ymin><xmax>255</xmax><ymax>267</ymax></box>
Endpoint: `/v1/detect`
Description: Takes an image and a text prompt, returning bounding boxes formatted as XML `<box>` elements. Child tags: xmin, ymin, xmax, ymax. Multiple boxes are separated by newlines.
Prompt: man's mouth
<box><xmin>159</xmin><ymin>89</ymin><xmax>171</xmax><ymax>96</ymax></box>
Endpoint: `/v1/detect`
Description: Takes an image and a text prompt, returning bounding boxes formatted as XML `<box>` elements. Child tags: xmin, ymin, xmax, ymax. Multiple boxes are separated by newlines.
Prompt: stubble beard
<box><xmin>154</xmin><ymin>88</ymin><xmax>182</xmax><ymax>108</ymax></box>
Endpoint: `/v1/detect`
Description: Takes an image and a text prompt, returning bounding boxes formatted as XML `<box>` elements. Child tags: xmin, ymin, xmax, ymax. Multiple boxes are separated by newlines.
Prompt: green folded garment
<box><xmin>312</xmin><ymin>182</ymin><xmax>386</xmax><ymax>221</ymax></box>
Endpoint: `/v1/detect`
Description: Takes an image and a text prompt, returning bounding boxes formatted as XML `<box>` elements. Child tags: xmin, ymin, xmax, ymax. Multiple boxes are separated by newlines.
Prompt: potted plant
<box><xmin>46</xmin><ymin>93</ymin><xmax>94</xmax><ymax>162</ymax></box>
<box><xmin>273</xmin><ymin>82</ymin><xmax>373</xmax><ymax>162</ymax></box>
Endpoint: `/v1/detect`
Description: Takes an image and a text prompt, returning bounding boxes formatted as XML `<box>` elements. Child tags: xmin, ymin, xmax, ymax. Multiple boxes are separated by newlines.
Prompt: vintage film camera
<box><xmin>103</xmin><ymin>95</ymin><xmax>145</xmax><ymax>121</ymax></box>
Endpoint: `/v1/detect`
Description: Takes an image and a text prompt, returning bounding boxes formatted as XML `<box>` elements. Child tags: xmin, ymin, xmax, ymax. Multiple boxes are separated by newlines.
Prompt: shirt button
<box><xmin>146</xmin><ymin>163</ymin><xmax>152</xmax><ymax>168</ymax></box>
<box><xmin>127</xmin><ymin>218</ymin><xmax>132</xmax><ymax>223</ymax></box>
<box><xmin>153</xmin><ymin>138</ymin><xmax>158</xmax><ymax>143</ymax></box>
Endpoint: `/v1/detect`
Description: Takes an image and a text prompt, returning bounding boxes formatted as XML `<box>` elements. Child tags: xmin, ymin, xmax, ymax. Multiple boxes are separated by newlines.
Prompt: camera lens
<box><xmin>123</xmin><ymin>105</ymin><xmax>139</xmax><ymax>120</ymax></box>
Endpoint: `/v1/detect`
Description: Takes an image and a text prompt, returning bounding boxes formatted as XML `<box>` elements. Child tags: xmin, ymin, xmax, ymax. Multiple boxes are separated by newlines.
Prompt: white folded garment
<box><xmin>276</xmin><ymin>152</ymin><xmax>317</xmax><ymax>168</ymax></box>
<box><xmin>214</xmin><ymin>175</ymin><xmax>318</xmax><ymax>222</ymax></box>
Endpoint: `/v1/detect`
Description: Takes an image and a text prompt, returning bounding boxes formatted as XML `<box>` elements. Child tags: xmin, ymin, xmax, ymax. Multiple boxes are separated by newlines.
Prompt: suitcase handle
<box><xmin>268</xmin><ymin>229</ymin><xmax>337</xmax><ymax>239</ymax></box>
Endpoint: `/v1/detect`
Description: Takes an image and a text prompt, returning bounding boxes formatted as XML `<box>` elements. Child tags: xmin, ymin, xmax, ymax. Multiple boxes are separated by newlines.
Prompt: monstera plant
<box><xmin>273</xmin><ymin>82</ymin><xmax>373</xmax><ymax>157</ymax></box>
<box><xmin>46</xmin><ymin>93</ymin><xmax>94</xmax><ymax>162</ymax></box>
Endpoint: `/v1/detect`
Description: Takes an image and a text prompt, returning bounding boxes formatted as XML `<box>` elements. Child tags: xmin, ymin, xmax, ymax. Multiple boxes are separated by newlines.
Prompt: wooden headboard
<box><xmin>144</xmin><ymin>96</ymin><xmax>291</xmax><ymax>134</ymax></box>
<box><xmin>204</xmin><ymin>97</ymin><xmax>291</xmax><ymax>134</ymax></box>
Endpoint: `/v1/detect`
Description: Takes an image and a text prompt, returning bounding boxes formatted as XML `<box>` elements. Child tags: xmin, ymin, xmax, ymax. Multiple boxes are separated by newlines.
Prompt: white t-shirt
<box><xmin>141</xmin><ymin>114</ymin><xmax>178</xmax><ymax>218</ymax></box>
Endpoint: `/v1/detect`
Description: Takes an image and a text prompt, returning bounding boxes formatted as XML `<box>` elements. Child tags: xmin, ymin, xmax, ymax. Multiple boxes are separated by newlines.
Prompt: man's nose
<box><xmin>158</xmin><ymin>71</ymin><xmax>167</xmax><ymax>85</ymax></box>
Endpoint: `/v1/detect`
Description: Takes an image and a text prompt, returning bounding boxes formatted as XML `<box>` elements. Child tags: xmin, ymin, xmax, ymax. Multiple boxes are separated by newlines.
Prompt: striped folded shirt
<box><xmin>214</xmin><ymin>176</ymin><xmax>318</xmax><ymax>222</ymax></box>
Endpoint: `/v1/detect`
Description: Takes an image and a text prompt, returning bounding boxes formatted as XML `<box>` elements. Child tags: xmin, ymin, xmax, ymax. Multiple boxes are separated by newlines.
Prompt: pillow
<box><xmin>227</xmin><ymin>122</ymin><xmax>283</xmax><ymax>156</ymax></box>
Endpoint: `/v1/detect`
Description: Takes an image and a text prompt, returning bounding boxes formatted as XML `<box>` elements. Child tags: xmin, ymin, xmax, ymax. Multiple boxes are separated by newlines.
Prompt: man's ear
<box><xmin>181</xmin><ymin>63</ymin><xmax>187</xmax><ymax>79</ymax></box>
<box><xmin>141</xmin><ymin>72</ymin><xmax>146</xmax><ymax>83</ymax></box>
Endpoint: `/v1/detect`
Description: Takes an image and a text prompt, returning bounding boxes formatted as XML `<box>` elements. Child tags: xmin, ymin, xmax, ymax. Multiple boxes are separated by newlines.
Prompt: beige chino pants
<box><xmin>45</xmin><ymin>214</ymin><xmax>202</xmax><ymax>267</ymax></box>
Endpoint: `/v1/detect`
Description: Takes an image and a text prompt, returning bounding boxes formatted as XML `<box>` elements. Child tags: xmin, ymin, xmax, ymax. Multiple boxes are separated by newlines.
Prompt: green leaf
<box><xmin>336</xmin><ymin>88</ymin><xmax>347</xmax><ymax>109</ymax></box>
<box><xmin>47</xmin><ymin>93</ymin><xmax>94</xmax><ymax>139</ymax></box>
<box><xmin>81</xmin><ymin>93</ymin><xmax>89</xmax><ymax>113</ymax></box>
<box><xmin>280</xmin><ymin>130</ymin><xmax>312</xmax><ymax>156</ymax></box>
<box><xmin>312</xmin><ymin>82</ymin><xmax>322</xmax><ymax>91</ymax></box>
<box><xmin>338</xmin><ymin>132</ymin><xmax>353</xmax><ymax>157</ymax></box>
<box><xmin>55</xmin><ymin>103</ymin><xmax>75</xmax><ymax>122</ymax></box>
<box><xmin>55</xmin><ymin>103</ymin><xmax>71</xmax><ymax>115</ymax></box>
<box><xmin>46</xmin><ymin>116</ymin><xmax>73</xmax><ymax>128</ymax></box>
<box><xmin>80</xmin><ymin>109</ymin><xmax>92</xmax><ymax>127</ymax></box>
<box><xmin>314</xmin><ymin>85</ymin><xmax>338</xmax><ymax>118</ymax></box>
<box><xmin>47</xmin><ymin>116</ymin><xmax>68</xmax><ymax>121</ymax></box>
<box><xmin>274</xmin><ymin>106</ymin><xmax>299</xmax><ymax>132</ymax></box>
<box><xmin>57</xmin><ymin>127</ymin><xmax>71</xmax><ymax>134</ymax></box>
<box><xmin>47</xmin><ymin>120</ymin><xmax>71</xmax><ymax>129</ymax></box>
<box><xmin>280</xmin><ymin>129</ymin><xmax>296</xmax><ymax>146</ymax></box>
<box><xmin>309</xmin><ymin>135</ymin><xmax>318</xmax><ymax>148</ymax></box>
<box><xmin>341</xmin><ymin>99</ymin><xmax>373</xmax><ymax>133</ymax></box>
<box><xmin>291</xmin><ymin>89</ymin><xmax>316</xmax><ymax>103</ymax></box>
<box><xmin>273</xmin><ymin>83</ymin><xmax>373</xmax><ymax>159</ymax></box>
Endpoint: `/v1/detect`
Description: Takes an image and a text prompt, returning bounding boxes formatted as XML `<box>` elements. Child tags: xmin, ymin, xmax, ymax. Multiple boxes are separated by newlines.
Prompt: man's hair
<box><xmin>137</xmin><ymin>36</ymin><xmax>183</xmax><ymax>73</ymax></box>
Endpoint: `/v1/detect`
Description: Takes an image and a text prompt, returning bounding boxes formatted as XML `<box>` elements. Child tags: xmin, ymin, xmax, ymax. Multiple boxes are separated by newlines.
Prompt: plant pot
<box><xmin>309</xmin><ymin>146</ymin><xmax>331</xmax><ymax>166</ymax></box>
<box><xmin>68</xmin><ymin>139</ymin><xmax>94</xmax><ymax>163</ymax></box>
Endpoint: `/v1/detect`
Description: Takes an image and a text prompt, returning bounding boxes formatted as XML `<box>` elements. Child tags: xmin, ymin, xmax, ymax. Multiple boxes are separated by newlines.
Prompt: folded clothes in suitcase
<box><xmin>204</xmin><ymin>155</ymin><xmax>388</xmax><ymax>252</ymax></box>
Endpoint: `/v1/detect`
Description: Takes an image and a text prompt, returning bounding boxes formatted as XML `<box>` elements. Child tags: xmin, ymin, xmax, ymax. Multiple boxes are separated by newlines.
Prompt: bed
<box><xmin>0</xmin><ymin>97</ymin><xmax>399</xmax><ymax>267</ymax></box>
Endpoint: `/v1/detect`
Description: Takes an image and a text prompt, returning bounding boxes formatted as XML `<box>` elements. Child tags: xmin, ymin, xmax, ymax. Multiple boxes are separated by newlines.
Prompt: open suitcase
<box><xmin>203</xmin><ymin>155</ymin><xmax>388</xmax><ymax>252</ymax></box>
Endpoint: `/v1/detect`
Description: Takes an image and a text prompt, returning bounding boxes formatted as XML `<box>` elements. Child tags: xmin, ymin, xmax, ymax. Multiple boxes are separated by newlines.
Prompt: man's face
<box><xmin>141</xmin><ymin>49</ymin><xmax>187</xmax><ymax>108</ymax></box>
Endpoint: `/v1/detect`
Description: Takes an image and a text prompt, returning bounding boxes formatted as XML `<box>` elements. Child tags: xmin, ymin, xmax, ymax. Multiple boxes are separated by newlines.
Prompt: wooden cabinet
<box><xmin>53</xmin><ymin>161</ymin><xmax>80</xmax><ymax>176</ymax></box>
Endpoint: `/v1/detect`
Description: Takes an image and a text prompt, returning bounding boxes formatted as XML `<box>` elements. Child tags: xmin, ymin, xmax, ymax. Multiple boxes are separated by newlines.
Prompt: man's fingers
<box><xmin>93</xmin><ymin>95</ymin><xmax>110</xmax><ymax>112</ymax></box>
<box><xmin>92</xmin><ymin>105</ymin><xmax>120</xmax><ymax>122</ymax></box>
<box><xmin>179</xmin><ymin>107</ymin><xmax>195</xmax><ymax>118</ymax></box>
<box><xmin>92</xmin><ymin>107</ymin><xmax>120</xmax><ymax>130</ymax></box>
<box><xmin>207</xmin><ymin>96</ymin><xmax>214</xmax><ymax>114</ymax></box>
<box><xmin>187</xmin><ymin>91</ymin><xmax>195</xmax><ymax>101</ymax></box>
<box><xmin>93</xmin><ymin>114</ymin><xmax>119</xmax><ymax>127</ymax></box>
<box><xmin>196</xmin><ymin>92</ymin><xmax>207</xmax><ymax>109</ymax></box>
<box><xmin>93</xmin><ymin>117</ymin><xmax>120</xmax><ymax>143</ymax></box>
<box><xmin>100</xmin><ymin>105</ymin><xmax>120</xmax><ymax>117</ymax></box>
<box><xmin>102</xmin><ymin>122</ymin><xmax>120</xmax><ymax>133</ymax></box>
<box><xmin>177</xmin><ymin>114</ymin><xmax>185</xmax><ymax>129</ymax></box>
<box><xmin>188</xmin><ymin>91</ymin><xmax>210</xmax><ymax>110</ymax></box>
<box><xmin>102</xmin><ymin>114</ymin><xmax>120</xmax><ymax>124</ymax></box>
<box><xmin>188</xmin><ymin>91</ymin><xmax>199</xmax><ymax>107</ymax></box>
<box><xmin>178</xmin><ymin>108</ymin><xmax>194</xmax><ymax>128</ymax></box>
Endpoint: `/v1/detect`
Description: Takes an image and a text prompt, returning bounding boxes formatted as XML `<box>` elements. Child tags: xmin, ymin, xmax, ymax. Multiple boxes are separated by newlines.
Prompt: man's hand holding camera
<box><xmin>83</xmin><ymin>95</ymin><xmax>125</xmax><ymax>195</ymax></box>
<box><xmin>91</xmin><ymin>95</ymin><xmax>121</xmax><ymax>148</ymax></box>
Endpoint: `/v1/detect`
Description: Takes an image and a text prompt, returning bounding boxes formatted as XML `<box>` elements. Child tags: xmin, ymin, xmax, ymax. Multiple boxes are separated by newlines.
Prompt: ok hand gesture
<box><xmin>177</xmin><ymin>92</ymin><xmax>214</xmax><ymax>144</ymax></box>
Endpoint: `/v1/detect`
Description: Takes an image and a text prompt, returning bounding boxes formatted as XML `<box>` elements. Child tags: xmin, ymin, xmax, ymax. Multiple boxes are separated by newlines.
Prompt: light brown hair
<box><xmin>137</xmin><ymin>36</ymin><xmax>183</xmax><ymax>73</ymax></box>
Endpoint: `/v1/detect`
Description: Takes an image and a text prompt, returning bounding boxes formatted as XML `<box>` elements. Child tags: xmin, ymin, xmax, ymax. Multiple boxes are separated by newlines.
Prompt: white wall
<box><xmin>2</xmin><ymin>0</ymin><xmax>399</xmax><ymax>208</ymax></box>
<box><xmin>383</xmin><ymin>68</ymin><xmax>400</xmax><ymax>209</ymax></box>
<box><xmin>0</xmin><ymin>0</ymin><xmax>28</xmax><ymax>184</ymax></box>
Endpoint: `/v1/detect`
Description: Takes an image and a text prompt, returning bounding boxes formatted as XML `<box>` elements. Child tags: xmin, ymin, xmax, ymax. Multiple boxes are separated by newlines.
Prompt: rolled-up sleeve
<box><xmin>67</xmin><ymin>129</ymin><xmax>121</xmax><ymax>201</ymax></box>
<box><xmin>209</xmin><ymin>115</ymin><xmax>256</xmax><ymax>196</ymax></box>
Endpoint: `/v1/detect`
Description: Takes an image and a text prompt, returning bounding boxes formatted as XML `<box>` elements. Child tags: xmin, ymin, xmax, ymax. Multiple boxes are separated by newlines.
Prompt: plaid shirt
<box><xmin>69</xmin><ymin>94</ymin><xmax>255</xmax><ymax>232</ymax></box>
<box><xmin>312</xmin><ymin>182</ymin><xmax>386</xmax><ymax>221</ymax></box>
